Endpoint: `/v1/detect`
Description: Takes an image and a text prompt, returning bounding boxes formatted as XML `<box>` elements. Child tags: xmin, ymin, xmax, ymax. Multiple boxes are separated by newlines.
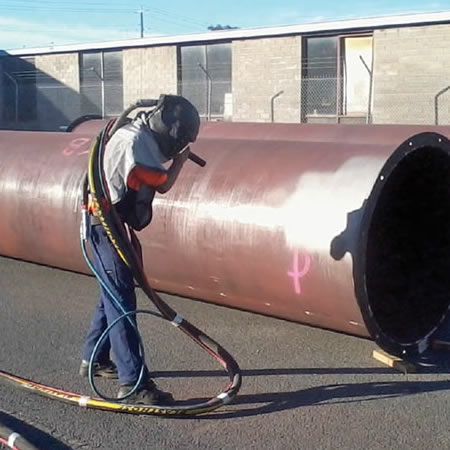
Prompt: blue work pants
<box><xmin>82</xmin><ymin>224</ymin><xmax>147</xmax><ymax>385</ymax></box>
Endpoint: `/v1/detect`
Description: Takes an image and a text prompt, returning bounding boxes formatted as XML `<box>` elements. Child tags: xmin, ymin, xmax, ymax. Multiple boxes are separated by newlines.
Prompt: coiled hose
<box><xmin>82</xmin><ymin>118</ymin><xmax>242</xmax><ymax>415</ymax></box>
<box><xmin>0</xmin><ymin>113</ymin><xmax>241</xmax><ymax>417</ymax></box>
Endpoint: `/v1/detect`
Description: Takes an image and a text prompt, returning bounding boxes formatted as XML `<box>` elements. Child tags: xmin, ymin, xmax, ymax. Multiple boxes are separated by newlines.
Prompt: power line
<box><xmin>131</xmin><ymin>7</ymin><xmax>209</xmax><ymax>33</ymax></box>
<box><xmin>0</xmin><ymin>1</ymin><xmax>210</xmax><ymax>26</ymax></box>
<box><xmin>0</xmin><ymin>1</ymin><xmax>211</xmax><ymax>30</ymax></box>
<box><xmin>0</xmin><ymin>9</ymin><xmax>132</xmax><ymax>16</ymax></box>
<box><xmin>0</xmin><ymin>9</ymin><xmax>207</xmax><ymax>33</ymax></box>
<box><xmin>141</xmin><ymin>13</ymin><xmax>205</xmax><ymax>31</ymax></box>
<box><xmin>144</xmin><ymin>5</ymin><xmax>210</xmax><ymax>27</ymax></box>
<box><xmin>0</xmin><ymin>0</ymin><xmax>136</xmax><ymax>6</ymax></box>
<box><xmin>0</xmin><ymin>6</ymin><xmax>131</xmax><ymax>13</ymax></box>
<box><xmin>0</xmin><ymin>25</ymin><xmax>133</xmax><ymax>32</ymax></box>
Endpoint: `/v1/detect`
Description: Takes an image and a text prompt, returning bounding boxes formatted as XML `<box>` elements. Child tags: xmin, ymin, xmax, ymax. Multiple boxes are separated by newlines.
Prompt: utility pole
<box><xmin>138</xmin><ymin>7</ymin><xmax>144</xmax><ymax>38</ymax></box>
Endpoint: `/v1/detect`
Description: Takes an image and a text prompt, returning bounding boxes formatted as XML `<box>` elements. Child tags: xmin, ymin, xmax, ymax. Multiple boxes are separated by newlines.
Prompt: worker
<box><xmin>79</xmin><ymin>94</ymin><xmax>200</xmax><ymax>405</ymax></box>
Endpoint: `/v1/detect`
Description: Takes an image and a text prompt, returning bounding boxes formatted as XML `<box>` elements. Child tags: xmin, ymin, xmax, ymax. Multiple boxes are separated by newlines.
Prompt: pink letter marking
<box><xmin>288</xmin><ymin>251</ymin><xmax>312</xmax><ymax>295</ymax></box>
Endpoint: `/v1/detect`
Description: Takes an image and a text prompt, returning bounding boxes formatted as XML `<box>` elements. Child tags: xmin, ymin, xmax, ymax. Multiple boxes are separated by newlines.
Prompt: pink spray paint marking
<box><xmin>62</xmin><ymin>137</ymin><xmax>91</xmax><ymax>157</ymax></box>
<box><xmin>288</xmin><ymin>251</ymin><xmax>312</xmax><ymax>295</ymax></box>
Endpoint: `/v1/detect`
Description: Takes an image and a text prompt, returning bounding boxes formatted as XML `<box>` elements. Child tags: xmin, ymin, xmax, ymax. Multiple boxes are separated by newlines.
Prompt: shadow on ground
<box><xmin>199</xmin><ymin>379</ymin><xmax>450</xmax><ymax>419</ymax></box>
<box><xmin>0</xmin><ymin>411</ymin><xmax>73</xmax><ymax>450</ymax></box>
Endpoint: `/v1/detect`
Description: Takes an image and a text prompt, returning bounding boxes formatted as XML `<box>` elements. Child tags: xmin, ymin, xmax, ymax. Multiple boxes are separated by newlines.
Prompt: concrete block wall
<box><xmin>35</xmin><ymin>53</ymin><xmax>81</xmax><ymax>130</ymax></box>
<box><xmin>232</xmin><ymin>36</ymin><xmax>301</xmax><ymax>123</ymax></box>
<box><xmin>6</xmin><ymin>23</ymin><xmax>450</xmax><ymax>130</ymax></box>
<box><xmin>373</xmin><ymin>24</ymin><xmax>450</xmax><ymax>125</ymax></box>
<box><xmin>123</xmin><ymin>46</ymin><xmax>177</xmax><ymax>107</ymax></box>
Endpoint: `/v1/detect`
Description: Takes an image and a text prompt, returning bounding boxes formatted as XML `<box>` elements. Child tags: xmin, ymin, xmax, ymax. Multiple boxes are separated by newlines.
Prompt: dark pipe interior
<box><xmin>366</xmin><ymin>146</ymin><xmax>450</xmax><ymax>343</ymax></box>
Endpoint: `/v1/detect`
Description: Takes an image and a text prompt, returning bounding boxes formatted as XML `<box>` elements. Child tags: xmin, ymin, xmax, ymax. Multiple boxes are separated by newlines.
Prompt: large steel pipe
<box><xmin>1</xmin><ymin>123</ymin><xmax>450</xmax><ymax>356</ymax></box>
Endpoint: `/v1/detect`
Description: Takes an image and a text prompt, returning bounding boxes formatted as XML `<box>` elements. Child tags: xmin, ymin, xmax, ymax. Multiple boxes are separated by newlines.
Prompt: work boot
<box><xmin>79</xmin><ymin>360</ymin><xmax>118</xmax><ymax>379</ymax></box>
<box><xmin>117</xmin><ymin>379</ymin><xmax>175</xmax><ymax>405</ymax></box>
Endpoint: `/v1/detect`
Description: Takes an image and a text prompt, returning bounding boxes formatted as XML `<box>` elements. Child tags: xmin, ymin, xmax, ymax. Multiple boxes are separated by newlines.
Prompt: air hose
<box><xmin>0</xmin><ymin>102</ymin><xmax>241</xmax><ymax>416</ymax></box>
<box><xmin>82</xmin><ymin>108</ymin><xmax>242</xmax><ymax>415</ymax></box>
<box><xmin>0</xmin><ymin>422</ymin><xmax>38</xmax><ymax>450</ymax></box>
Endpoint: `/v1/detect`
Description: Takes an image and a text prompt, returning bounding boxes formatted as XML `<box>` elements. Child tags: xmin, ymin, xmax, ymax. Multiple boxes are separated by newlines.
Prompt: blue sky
<box><xmin>0</xmin><ymin>0</ymin><xmax>449</xmax><ymax>50</ymax></box>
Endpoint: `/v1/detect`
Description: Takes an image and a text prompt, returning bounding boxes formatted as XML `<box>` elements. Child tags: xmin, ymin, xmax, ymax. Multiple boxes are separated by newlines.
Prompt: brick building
<box><xmin>1</xmin><ymin>11</ymin><xmax>450</xmax><ymax>130</ymax></box>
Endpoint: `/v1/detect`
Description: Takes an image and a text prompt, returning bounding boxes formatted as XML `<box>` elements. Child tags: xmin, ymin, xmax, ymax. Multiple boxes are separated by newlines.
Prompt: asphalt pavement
<box><xmin>1</xmin><ymin>256</ymin><xmax>450</xmax><ymax>450</ymax></box>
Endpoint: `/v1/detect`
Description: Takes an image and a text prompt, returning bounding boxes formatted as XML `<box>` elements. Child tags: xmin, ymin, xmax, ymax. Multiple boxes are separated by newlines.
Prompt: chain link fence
<box><xmin>299</xmin><ymin>75</ymin><xmax>450</xmax><ymax>126</ymax></box>
<box><xmin>300</xmin><ymin>76</ymin><xmax>371</xmax><ymax>124</ymax></box>
<box><xmin>2</xmin><ymin>68</ymin><xmax>449</xmax><ymax>131</ymax></box>
<box><xmin>1</xmin><ymin>33</ymin><xmax>450</xmax><ymax>130</ymax></box>
<box><xmin>0</xmin><ymin>65</ymin><xmax>124</xmax><ymax>131</ymax></box>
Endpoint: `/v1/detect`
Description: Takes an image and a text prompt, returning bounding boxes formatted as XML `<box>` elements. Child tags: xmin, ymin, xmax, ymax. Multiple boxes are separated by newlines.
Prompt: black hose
<box><xmin>0</xmin><ymin>104</ymin><xmax>240</xmax><ymax>417</ymax></box>
<box><xmin>85</xmin><ymin>119</ymin><xmax>242</xmax><ymax>414</ymax></box>
<box><xmin>0</xmin><ymin>421</ymin><xmax>39</xmax><ymax>450</ymax></box>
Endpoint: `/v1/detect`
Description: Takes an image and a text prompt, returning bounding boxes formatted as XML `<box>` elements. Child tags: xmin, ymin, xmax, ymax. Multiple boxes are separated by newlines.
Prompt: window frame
<box><xmin>1</xmin><ymin>56</ymin><xmax>37</xmax><ymax>124</ymax></box>
<box><xmin>301</xmin><ymin>32</ymin><xmax>373</xmax><ymax>123</ymax></box>
<box><xmin>79</xmin><ymin>49</ymin><xmax>123</xmax><ymax>118</ymax></box>
<box><xmin>177</xmin><ymin>41</ymin><xmax>232</xmax><ymax>120</ymax></box>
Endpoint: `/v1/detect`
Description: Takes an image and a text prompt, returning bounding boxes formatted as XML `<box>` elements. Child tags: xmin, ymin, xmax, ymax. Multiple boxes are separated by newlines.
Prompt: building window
<box><xmin>303</xmin><ymin>37</ymin><xmax>338</xmax><ymax>117</ymax></box>
<box><xmin>302</xmin><ymin>35</ymin><xmax>373</xmax><ymax>123</ymax></box>
<box><xmin>342</xmin><ymin>36</ymin><xmax>373</xmax><ymax>117</ymax></box>
<box><xmin>1</xmin><ymin>56</ymin><xmax>37</xmax><ymax>124</ymax></box>
<box><xmin>178</xmin><ymin>43</ymin><xmax>232</xmax><ymax>120</ymax></box>
<box><xmin>79</xmin><ymin>50</ymin><xmax>123</xmax><ymax>118</ymax></box>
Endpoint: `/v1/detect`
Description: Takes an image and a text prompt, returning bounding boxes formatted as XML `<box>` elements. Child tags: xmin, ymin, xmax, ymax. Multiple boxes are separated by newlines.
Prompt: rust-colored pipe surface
<box><xmin>1</xmin><ymin>122</ymin><xmax>450</xmax><ymax>356</ymax></box>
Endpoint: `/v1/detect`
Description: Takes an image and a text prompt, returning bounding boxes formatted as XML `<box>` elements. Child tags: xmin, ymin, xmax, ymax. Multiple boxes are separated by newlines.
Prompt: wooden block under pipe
<box><xmin>372</xmin><ymin>348</ymin><xmax>418</xmax><ymax>373</ymax></box>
